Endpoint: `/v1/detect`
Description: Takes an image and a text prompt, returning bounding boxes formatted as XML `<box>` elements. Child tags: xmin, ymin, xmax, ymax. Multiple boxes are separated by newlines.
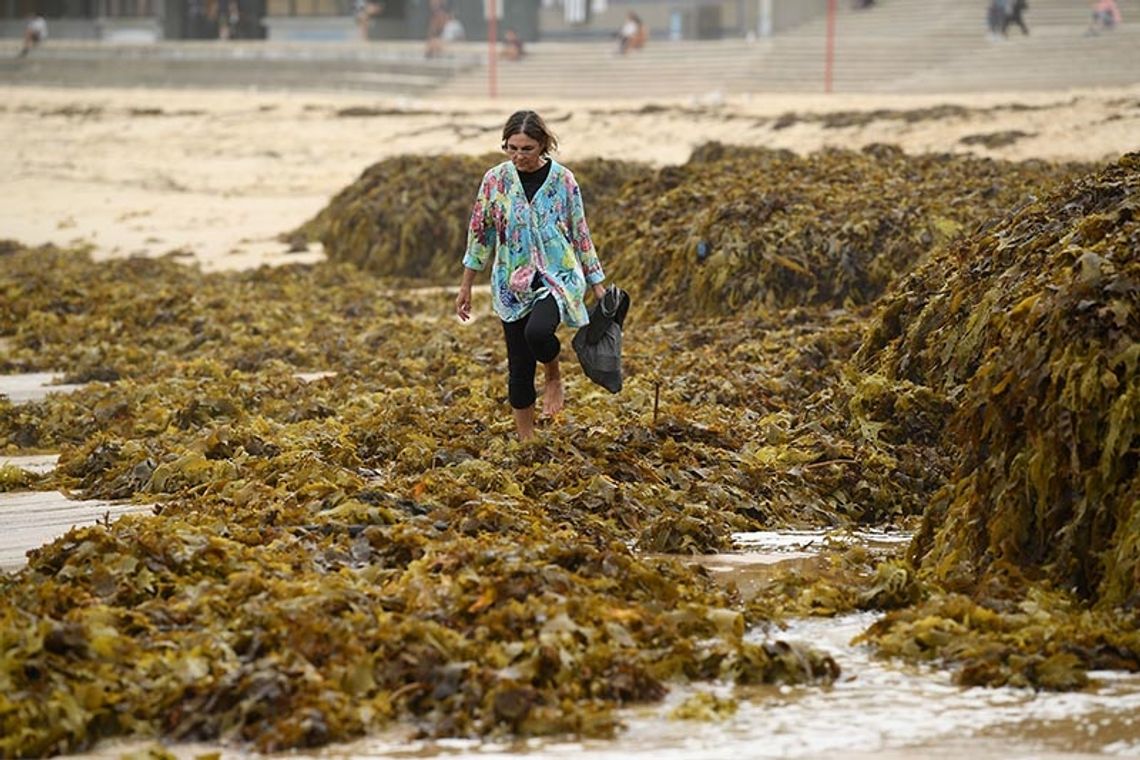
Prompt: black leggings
<box><xmin>502</xmin><ymin>295</ymin><xmax>561</xmax><ymax>409</ymax></box>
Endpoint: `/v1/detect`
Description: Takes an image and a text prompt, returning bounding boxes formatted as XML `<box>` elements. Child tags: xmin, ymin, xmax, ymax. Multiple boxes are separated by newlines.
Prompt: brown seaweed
<box><xmin>2</xmin><ymin>146</ymin><xmax>1137</xmax><ymax>755</ymax></box>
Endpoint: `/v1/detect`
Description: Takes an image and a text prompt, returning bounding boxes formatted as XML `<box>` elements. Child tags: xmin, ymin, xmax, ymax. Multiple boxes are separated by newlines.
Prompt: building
<box><xmin>0</xmin><ymin>0</ymin><xmax>269</xmax><ymax>41</ymax></box>
<box><xmin>537</xmin><ymin>0</ymin><xmax>828</xmax><ymax>41</ymax></box>
<box><xmin>2</xmin><ymin>0</ymin><xmax>825</xmax><ymax>42</ymax></box>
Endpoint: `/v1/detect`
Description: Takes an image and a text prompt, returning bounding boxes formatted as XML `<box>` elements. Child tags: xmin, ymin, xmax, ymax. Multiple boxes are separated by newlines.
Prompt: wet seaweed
<box><xmin>598</xmin><ymin>145</ymin><xmax>1091</xmax><ymax>318</ymax></box>
<box><xmin>0</xmin><ymin>463</ymin><xmax>41</xmax><ymax>492</ymax></box>
<box><xmin>1</xmin><ymin>245</ymin><xmax>860</xmax><ymax>755</ymax></box>
<box><xmin>1</xmin><ymin>145</ymin><xmax>1136</xmax><ymax>755</ymax></box>
<box><xmin>296</xmin><ymin>154</ymin><xmax>651</xmax><ymax>281</ymax></box>
<box><xmin>859</xmin><ymin>151</ymin><xmax>1139</xmax><ymax>605</ymax></box>
<box><xmin>853</xmin><ymin>152</ymin><xmax>1139</xmax><ymax>686</ymax></box>
<box><xmin>959</xmin><ymin>130</ymin><xmax>1036</xmax><ymax>149</ymax></box>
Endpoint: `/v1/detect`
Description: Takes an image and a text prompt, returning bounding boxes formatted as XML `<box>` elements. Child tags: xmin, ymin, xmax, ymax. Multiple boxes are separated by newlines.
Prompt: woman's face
<box><xmin>504</xmin><ymin>132</ymin><xmax>544</xmax><ymax>173</ymax></box>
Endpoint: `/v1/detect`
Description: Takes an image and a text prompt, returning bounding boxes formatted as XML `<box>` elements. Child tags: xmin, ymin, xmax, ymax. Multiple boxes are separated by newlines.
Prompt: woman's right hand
<box><xmin>455</xmin><ymin>285</ymin><xmax>472</xmax><ymax>322</ymax></box>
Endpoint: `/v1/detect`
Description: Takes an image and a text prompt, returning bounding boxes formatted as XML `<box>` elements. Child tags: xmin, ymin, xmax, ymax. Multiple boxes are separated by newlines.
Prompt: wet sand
<box><xmin>2</xmin><ymin>84</ymin><xmax>1138</xmax><ymax>271</ymax></box>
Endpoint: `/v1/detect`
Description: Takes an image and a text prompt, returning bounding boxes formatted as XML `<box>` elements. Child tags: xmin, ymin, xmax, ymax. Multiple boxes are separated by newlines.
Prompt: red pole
<box><xmin>824</xmin><ymin>0</ymin><xmax>836</xmax><ymax>94</ymax></box>
<box><xmin>488</xmin><ymin>0</ymin><xmax>498</xmax><ymax>99</ymax></box>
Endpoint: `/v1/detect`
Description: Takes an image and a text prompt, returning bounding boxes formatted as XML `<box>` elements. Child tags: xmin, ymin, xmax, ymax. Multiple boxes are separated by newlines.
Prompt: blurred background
<box><xmin>2</xmin><ymin>0</ymin><xmax>1138</xmax><ymax>96</ymax></box>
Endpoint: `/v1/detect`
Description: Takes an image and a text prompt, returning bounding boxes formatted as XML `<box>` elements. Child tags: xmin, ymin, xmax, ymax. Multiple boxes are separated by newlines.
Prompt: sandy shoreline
<box><xmin>2</xmin><ymin>83</ymin><xmax>1139</xmax><ymax>271</ymax></box>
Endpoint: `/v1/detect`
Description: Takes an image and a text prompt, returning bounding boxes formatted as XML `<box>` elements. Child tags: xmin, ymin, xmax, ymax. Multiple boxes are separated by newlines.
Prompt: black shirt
<box><xmin>518</xmin><ymin>160</ymin><xmax>552</xmax><ymax>203</ymax></box>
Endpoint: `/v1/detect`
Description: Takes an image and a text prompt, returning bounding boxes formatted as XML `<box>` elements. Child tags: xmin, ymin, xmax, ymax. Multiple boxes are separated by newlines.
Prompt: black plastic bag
<box><xmin>572</xmin><ymin>285</ymin><xmax>630</xmax><ymax>393</ymax></box>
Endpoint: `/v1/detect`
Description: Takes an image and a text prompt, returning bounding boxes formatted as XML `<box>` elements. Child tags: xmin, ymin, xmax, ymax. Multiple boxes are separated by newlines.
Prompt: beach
<box><xmin>3</xmin><ymin>83</ymin><xmax>1138</xmax><ymax>271</ymax></box>
<box><xmin>3</xmin><ymin>80</ymin><xmax>1140</xmax><ymax>760</ymax></box>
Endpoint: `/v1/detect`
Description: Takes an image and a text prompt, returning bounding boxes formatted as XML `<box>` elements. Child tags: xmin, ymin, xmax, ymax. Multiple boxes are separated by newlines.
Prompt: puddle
<box><xmin>0</xmin><ymin>453</ymin><xmax>59</xmax><ymax>474</ymax></box>
<box><xmin>680</xmin><ymin>550</ymin><xmax>821</xmax><ymax>599</ymax></box>
<box><xmin>0</xmin><ymin>372</ymin><xmax>87</xmax><ymax>403</ymax></box>
<box><xmin>733</xmin><ymin>528</ymin><xmax>913</xmax><ymax>554</ymax></box>
<box><xmin>13</xmin><ymin>514</ymin><xmax>1133</xmax><ymax>758</ymax></box>
<box><xmin>0</xmin><ymin>371</ymin><xmax>341</xmax><ymax>404</ymax></box>
<box><xmin>0</xmin><ymin>491</ymin><xmax>152</xmax><ymax>572</ymax></box>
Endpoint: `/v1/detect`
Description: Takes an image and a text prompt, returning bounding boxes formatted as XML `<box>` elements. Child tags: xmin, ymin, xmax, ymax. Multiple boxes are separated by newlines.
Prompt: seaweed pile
<box><xmin>1</xmin><ymin>246</ymin><xmax>868</xmax><ymax>756</ymax></box>
<box><xmin>862</xmin><ymin>151</ymin><xmax>1139</xmax><ymax>597</ymax></box>
<box><xmin>735</xmin><ymin>153</ymin><xmax>1139</xmax><ymax>691</ymax></box>
<box><xmin>301</xmin><ymin>144</ymin><xmax>1089</xmax><ymax>318</ymax></box>
<box><xmin>2</xmin><ymin>145</ymin><xmax>1136</xmax><ymax>754</ymax></box>
<box><xmin>596</xmin><ymin>145</ymin><xmax>1091</xmax><ymax>317</ymax></box>
<box><xmin>787</xmin><ymin>151</ymin><xmax>1139</xmax><ymax>689</ymax></box>
<box><xmin>0</xmin><ymin>251</ymin><xmax>404</xmax><ymax>380</ymax></box>
<box><xmin>294</xmin><ymin>155</ymin><xmax>652</xmax><ymax>281</ymax></box>
<box><xmin>859</xmin><ymin>152</ymin><xmax>1138</xmax><ymax>604</ymax></box>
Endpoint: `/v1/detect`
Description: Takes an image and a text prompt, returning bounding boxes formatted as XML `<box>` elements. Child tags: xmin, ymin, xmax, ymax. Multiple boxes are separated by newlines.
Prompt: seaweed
<box><xmin>0</xmin><ymin>463</ymin><xmax>41</xmax><ymax>492</ymax></box>
<box><xmin>859</xmin><ymin>152</ymin><xmax>1139</xmax><ymax>606</ymax></box>
<box><xmin>1</xmin><ymin>245</ymin><xmax>857</xmax><ymax>755</ymax></box>
<box><xmin>597</xmin><ymin>145</ymin><xmax>1091</xmax><ymax>318</ymax></box>
<box><xmin>852</xmin><ymin>152</ymin><xmax>1139</xmax><ymax>687</ymax></box>
<box><xmin>297</xmin><ymin>154</ymin><xmax>652</xmax><ymax>281</ymax></box>
<box><xmin>1</xmin><ymin>145</ymin><xmax>1135</xmax><ymax>755</ymax></box>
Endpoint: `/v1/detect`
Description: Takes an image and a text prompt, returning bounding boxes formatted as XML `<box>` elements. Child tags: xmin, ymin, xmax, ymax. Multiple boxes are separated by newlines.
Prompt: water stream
<box><xmin>59</xmin><ymin>532</ymin><xmax>1140</xmax><ymax>760</ymax></box>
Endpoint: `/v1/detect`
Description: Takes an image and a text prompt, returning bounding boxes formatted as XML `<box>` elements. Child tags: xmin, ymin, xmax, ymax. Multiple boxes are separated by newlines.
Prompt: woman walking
<box><xmin>455</xmin><ymin>110</ymin><xmax>607</xmax><ymax>441</ymax></box>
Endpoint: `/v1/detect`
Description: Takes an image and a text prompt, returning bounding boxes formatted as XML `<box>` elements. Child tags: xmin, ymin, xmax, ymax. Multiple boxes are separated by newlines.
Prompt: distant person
<box><xmin>1003</xmin><ymin>0</ymin><xmax>1029</xmax><ymax>36</ymax></box>
<box><xmin>217</xmin><ymin>0</ymin><xmax>240</xmax><ymax>39</ymax></box>
<box><xmin>1087</xmin><ymin>0</ymin><xmax>1122</xmax><ymax>34</ymax></box>
<box><xmin>424</xmin><ymin>0</ymin><xmax>448</xmax><ymax>58</ymax></box>
<box><xmin>355</xmin><ymin>0</ymin><xmax>382</xmax><ymax>41</ymax></box>
<box><xmin>441</xmin><ymin>11</ymin><xmax>464</xmax><ymax>42</ymax></box>
<box><xmin>986</xmin><ymin>0</ymin><xmax>1009</xmax><ymax>39</ymax></box>
<box><xmin>188</xmin><ymin>0</ymin><xmax>211</xmax><ymax>39</ymax></box>
<box><xmin>501</xmin><ymin>27</ymin><xmax>524</xmax><ymax>61</ymax></box>
<box><xmin>617</xmin><ymin>11</ymin><xmax>646</xmax><ymax>55</ymax></box>
<box><xmin>17</xmin><ymin>13</ymin><xmax>47</xmax><ymax>58</ymax></box>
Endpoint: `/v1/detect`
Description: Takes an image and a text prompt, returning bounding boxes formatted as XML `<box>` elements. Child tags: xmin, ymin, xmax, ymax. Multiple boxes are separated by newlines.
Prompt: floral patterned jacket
<box><xmin>462</xmin><ymin>159</ymin><xmax>605</xmax><ymax>328</ymax></box>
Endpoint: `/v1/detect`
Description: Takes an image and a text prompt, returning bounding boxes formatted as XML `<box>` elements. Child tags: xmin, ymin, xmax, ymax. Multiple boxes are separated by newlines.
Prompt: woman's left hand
<box><xmin>592</xmin><ymin>283</ymin><xmax>607</xmax><ymax>301</ymax></box>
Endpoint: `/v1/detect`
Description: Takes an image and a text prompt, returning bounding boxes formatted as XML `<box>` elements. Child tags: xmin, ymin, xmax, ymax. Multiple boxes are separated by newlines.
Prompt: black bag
<box><xmin>572</xmin><ymin>285</ymin><xmax>630</xmax><ymax>393</ymax></box>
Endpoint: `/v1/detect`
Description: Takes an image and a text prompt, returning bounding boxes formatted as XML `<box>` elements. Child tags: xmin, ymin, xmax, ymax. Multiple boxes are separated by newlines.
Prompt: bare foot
<box><xmin>543</xmin><ymin>378</ymin><xmax>564</xmax><ymax>417</ymax></box>
<box><xmin>513</xmin><ymin>405</ymin><xmax>535</xmax><ymax>441</ymax></box>
<box><xmin>542</xmin><ymin>360</ymin><xmax>564</xmax><ymax>417</ymax></box>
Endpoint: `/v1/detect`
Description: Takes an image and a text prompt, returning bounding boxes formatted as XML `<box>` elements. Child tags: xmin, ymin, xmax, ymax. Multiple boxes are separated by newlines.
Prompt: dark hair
<box><xmin>501</xmin><ymin>110</ymin><xmax>558</xmax><ymax>155</ymax></box>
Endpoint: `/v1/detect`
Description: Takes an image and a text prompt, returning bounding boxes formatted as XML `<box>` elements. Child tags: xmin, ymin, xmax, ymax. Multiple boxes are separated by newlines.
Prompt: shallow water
<box><xmin>61</xmin><ymin>532</ymin><xmax>1140</xmax><ymax>760</ymax></box>
<box><xmin>308</xmin><ymin>612</ymin><xmax>1139</xmax><ymax>760</ymax></box>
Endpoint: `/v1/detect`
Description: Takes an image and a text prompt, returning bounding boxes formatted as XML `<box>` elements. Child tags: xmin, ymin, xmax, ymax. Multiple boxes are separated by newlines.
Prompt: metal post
<box><xmin>824</xmin><ymin>0</ymin><xmax>836</xmax><ymax>93</ymax></box>
<box><xmin>488</xmin><ymin>0</ymin><xmax>497</xmax><ymax>99</ymax></box>
<box><xmin>758</xmin><ymin>0</ymin><xmax>771</xmax><ymax>38</ymax></box>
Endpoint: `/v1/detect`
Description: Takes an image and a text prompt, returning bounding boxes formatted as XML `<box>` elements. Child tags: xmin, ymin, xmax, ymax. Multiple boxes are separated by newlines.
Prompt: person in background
<box><xmin>1088</xmin><ymin>0</ymin><xmax>1122</xmax><ymax>34</ymax></box>
<box><xmin>18</xmin><ymin>12</ymin><xmax>47</xmax><ymax>58</ymax></box>
<box><xmin>455</xmin><ymin>111</ymin><xmax>607</xmax><ymax>442</ymax></box>
<box><xmin>501</xmin><ymin>27</ymin><xmax>525</xmax><ymax>61</ymax></box>
<box><xmin>425</xmin><ymin>0</ymin><xmax>448</xmax><ymax>58</ymax></box>
<box><xmin>986</xmin><ymin>0</ymin><xmax>1008</xmax><ymax>40</ymax></box>
<box><xmin>1004</xmin><ymin>0</ymin><xmax>1029</xmax><ymax>36</ymax></box>
<box><xmin>355</xmin><ymin>0</ymin><xmax>382</xmax><ymax>41</ymax></box>
<box><xmin>441</xmin><ymin>10</ymin><xmax>464</xmax><ymax>42</ymax></box>
<box><xmin>617</xmin><ymin>11</ymin><xmax>646</xmax><ymax>55</ymax></box>
<box><xmin>218</xmin><ymin>0</ymin><xmax>240</xmax><ymax>39</ymax></box>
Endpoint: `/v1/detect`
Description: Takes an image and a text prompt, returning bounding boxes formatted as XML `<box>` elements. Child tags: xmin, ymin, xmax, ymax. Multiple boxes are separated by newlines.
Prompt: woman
<box><xmin>617</xmin><ymin>12</ymin><xmax>646</xmax><ymax>55</ymax></box>
<box><xmin>501</xmin><ymin>28</ymin><xmax>525</xmax><ymax>61</ymax></box>
<box><xmin>1088</xmin><ymin>0</ymin><xmax>1122</xmax><ymax>33</ymax></box>
<box><xmin>455</xmin><ymin>110</ymin><xmax>607</xmax><ymax>441</ymax></box>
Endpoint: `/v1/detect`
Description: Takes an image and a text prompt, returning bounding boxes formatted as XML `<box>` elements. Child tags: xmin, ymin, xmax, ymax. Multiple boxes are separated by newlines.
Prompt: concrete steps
<box><xmin>0</xmin><ymin>0</ymin><xmax>1137</xmax><ymax>97</ymax></box>
<box><xmin>436</xmin><ymin>0</ymin><xmax>1140</xmax><ymax>97</ymax></box>
<box><xmin>0</xmin><ymin>40</ymin><xmax>478</xmax><ymax>95</ymax></box>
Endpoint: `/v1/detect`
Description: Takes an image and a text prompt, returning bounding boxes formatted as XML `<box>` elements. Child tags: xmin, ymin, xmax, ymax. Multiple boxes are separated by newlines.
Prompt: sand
<box><xmin>2</xmin><ymin>84</ymin><xmax>1139</xmax><ymax>271</ymax></box>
